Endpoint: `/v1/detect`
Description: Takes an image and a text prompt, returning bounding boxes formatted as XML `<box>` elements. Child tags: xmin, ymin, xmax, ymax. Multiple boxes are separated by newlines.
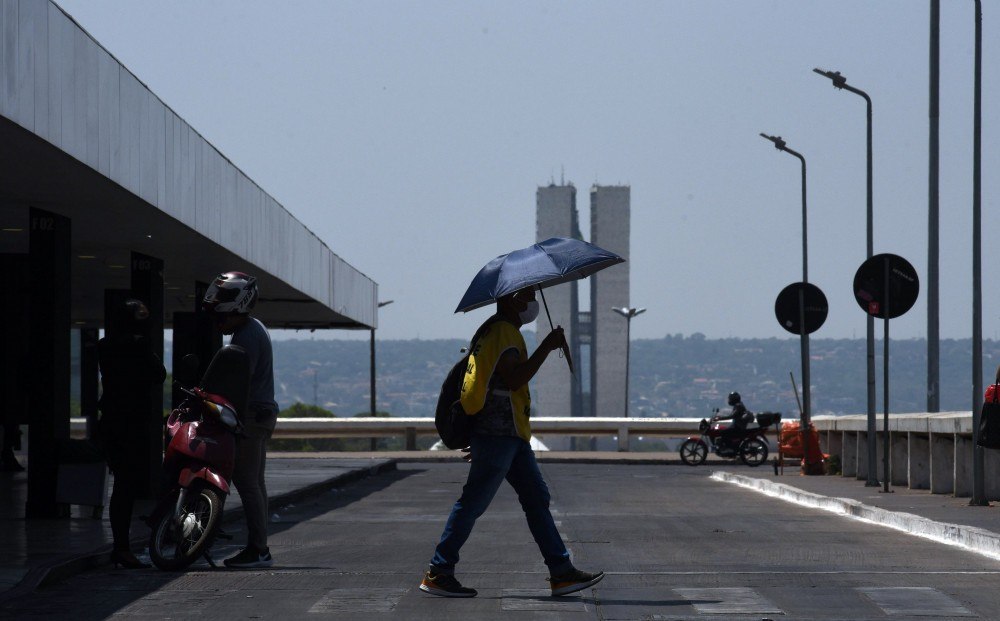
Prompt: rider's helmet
<box><xmin>202</xmin><ymin>271</ymin><xmax>258</xmax><ymax>315</ymax></box>
<box><xmin>727</xmin><ymin>391</ymin><xmax>742</xmax><ymax>406</ymax></box>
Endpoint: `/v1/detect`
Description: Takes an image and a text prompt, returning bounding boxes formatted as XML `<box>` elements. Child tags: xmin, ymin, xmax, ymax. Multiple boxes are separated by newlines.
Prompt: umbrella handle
<box><xmin>537</xmin><ymin>287</ymin><xmax>574</xmax><ymax>374</ymax></box>
<box><xmin>538</xmin><ymin>286</ymin><xmax>555</xmax><ymax>330</ymax></box>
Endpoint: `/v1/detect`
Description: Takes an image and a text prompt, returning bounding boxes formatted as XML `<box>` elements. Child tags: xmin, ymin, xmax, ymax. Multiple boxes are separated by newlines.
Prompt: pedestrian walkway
<box><xmin>0</xmin><ymin>456</ymin><xmax>395</xmax><ymax>603</ymax></box>
<box><xmin>7</xmin><ymin>450</ymin><xmax>1000</xmax><ymax>614</ymax></box>
<box><xmin>716</xmin><ymin>465</ymin><xmax>1000</xmax><ymax>561</ymax></box>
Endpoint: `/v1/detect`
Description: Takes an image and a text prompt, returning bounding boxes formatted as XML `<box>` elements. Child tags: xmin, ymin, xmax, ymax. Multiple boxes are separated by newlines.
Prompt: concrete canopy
<box><xmin>0</xmin><ymin>0</ymin><xmax>377</xmax><ymax>330</ymax></box>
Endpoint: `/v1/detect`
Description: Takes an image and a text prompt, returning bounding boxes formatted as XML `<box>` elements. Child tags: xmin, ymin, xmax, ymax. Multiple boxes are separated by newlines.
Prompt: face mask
<box><xmin>518</xmin><ymin>300</ymin><xmax>540</xmax><ymax>324</ymax></box>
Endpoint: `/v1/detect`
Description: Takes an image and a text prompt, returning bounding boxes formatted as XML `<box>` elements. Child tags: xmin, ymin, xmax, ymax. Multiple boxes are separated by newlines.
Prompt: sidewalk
<box><xmin>715</xmin><ymin>465</ymin><xmax>1000</xmax><ymax>561</ymax></box>
<box><xmin>0</xmin><ymin>455</ymin><xmax>395</xmax><ymax>603</ymax></box>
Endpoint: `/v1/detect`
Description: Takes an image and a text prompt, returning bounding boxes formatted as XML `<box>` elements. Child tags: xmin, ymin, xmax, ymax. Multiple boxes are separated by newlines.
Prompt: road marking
<box><xmin>858</xmin><ymin>587</ymin><xmax>975</xmax><ymax>617</ymax></box>
<box><xmin>500</xmin><ymin>589</ymin><xmax>591</xmax><ymax>612</ymax></box>
<box><xmin>308</xmin><ymin>588</ymin><xmax>408</xmax><ymax>613</ymax></box>
<box><xmin>602</xmin><ymin>570</ymin><xmax>1000</xmax><ymax>576</ymax></box>
<box><xmin>712</xmin><ymin>471</ymin><xmax>1000</xmax><ymax>563</ymax></box>
<box><xmin>675</xmin><ymin>587</ymin><xmax>782</xmax><ymax>615</ymax></box>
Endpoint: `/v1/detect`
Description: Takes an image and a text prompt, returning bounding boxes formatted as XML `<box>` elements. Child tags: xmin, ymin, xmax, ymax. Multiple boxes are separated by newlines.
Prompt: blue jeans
<box><xmin>429</xmin><ymin>434</ymin><xmax>573</xmax><ymax>576</ymax></box>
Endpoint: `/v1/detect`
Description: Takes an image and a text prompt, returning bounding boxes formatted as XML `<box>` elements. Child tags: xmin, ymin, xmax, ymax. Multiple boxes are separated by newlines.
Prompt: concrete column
<box><xmin>171</xmin><ymin>282</ymin><xmax>221</xmax><ymax>405</ymax></box>
<box><xmin>827</xmin><ymin>431</ymin><xmax>843</xmax><ymax>460</ymax></box>
<box><xmin>843</xmin><ymin>431</ymin><xmax>858</xmax><ymax>478</ymax></box>
<box><xmin>80</xmin><ymin>328</ymin><xmax>100</xmax><ymax>440</ymax></box>
<box><xmin>130</xmin><ymin>252</ymin><xmax>165</xmax><ymax>499</ymax></box>
<box><xmin>909</xmin><ymin>433</ymin><xmax>931</xmax><ymax>490</ymax></box>
<box><xmin>929</xmin><ymin>433</ymin><xmax>954</xmax><ymax>494</ymax></box>
<box><xmin>955</xmin><ymin>434</ymin><xmax>974</xmax><ymax>497</ymax></box>
<box><xmin>0</xmin><ymin>251</ymin><xmax>30</xmax><ymax>475</ymax></box>
<box><xmin>857</xmin><ymin>432</ymin><xmax>869</xmax><ymax>480</ymax></box>
<box><xmin>26</xmin><ymin>208</ymin><xmax>71</xmax><ymax>518</ymax></box>
<box><xmin>890</xmin><ymin>433</ymin><xmax>908</xmax><ymax>487</ymax></box>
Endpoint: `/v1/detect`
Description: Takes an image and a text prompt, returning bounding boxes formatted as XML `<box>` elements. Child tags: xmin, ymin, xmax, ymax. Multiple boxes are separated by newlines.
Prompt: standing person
<box><xmin>98</xmin><ymin>298</ymin><xmax>166</xmax><ymax>569</ymax></box>
<box><xmin>420</xmin><ymin>287</ymin><xmax>604</xmax><ymax>598</ymax></box>
<box><xmin>202</xmin><ymin>271</ymin><xmax>278</xmax><ymax>569</ymax></box>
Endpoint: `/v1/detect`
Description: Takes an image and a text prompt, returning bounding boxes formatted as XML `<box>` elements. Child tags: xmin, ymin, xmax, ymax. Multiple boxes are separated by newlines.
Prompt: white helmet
<box><xmin>202</xmin><ymin>271</ymin><xmax>258</xmax><ymax>315</ymax></box>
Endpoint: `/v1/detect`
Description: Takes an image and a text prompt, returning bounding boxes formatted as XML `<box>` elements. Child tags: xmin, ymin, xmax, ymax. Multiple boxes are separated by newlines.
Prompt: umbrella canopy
<box><xmin>455</xmin><ymin>237</ymin><xmax>625</xmax><ymax>313</ymax></box>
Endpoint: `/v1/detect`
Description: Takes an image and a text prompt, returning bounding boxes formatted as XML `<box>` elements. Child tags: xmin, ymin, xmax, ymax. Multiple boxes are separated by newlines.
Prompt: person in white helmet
<box><xmin>202</xmin><ymin>271</ymin><xmax>278</xmax><ymax>569</ymax></box>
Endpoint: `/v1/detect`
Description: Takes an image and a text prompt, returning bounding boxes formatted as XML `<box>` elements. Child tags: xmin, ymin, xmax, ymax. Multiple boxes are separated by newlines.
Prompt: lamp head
<box><xmin>813</xmin><ymin>67</ymin><xmax>847</xmax><ymax>89</ymax></box>
<box><xmin>759</xmin><ymin>133</ymin><xmax>787</xmax><ymax>151</ymax></box>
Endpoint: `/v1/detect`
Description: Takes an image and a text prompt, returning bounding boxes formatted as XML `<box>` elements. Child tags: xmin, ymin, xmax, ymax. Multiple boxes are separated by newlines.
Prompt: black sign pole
<box><xmin>799</xmin><ymin>286</ymin><xmax>812</xmax><ymax>466</ymax></box>
<box><xmin>882</xmin><ymin>255</ymin><xmax>892</xmax><ymax>493</ymax></box>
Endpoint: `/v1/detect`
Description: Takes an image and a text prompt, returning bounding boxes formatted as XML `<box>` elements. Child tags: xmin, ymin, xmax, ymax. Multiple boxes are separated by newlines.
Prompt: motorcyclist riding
<box><xmin>715</xmin><ymin>392</ymin><xmax>753</xmax><ymax>449</ymax></box>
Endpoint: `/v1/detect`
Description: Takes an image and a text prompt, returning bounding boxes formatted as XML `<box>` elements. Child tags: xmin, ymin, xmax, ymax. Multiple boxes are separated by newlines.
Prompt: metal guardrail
<box><xmin>273</xmin><ymin>417</ymin><xmax>708</xmax><ymax>451</ymax></box>
<box><xmin>71</xmin><ymin>416</ymin><xmax>708</xmax><ymax>451</ymax></box>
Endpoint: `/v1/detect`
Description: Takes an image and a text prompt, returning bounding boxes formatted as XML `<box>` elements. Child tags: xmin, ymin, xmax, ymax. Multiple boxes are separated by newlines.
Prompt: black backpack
<box><xmin>435</xmin><ymin>317</ymin><xmax>502</xmax><ymax>449</ymax></box>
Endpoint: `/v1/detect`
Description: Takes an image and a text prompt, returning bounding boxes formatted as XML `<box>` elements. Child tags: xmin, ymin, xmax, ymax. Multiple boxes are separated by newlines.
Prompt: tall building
<box><xmin>533</xmin><ymin>182</ymin><xmax>630</xmax><ymax>427</ymax></box>
<box><xmin>590</xmin><ymin>185</ymin><xmax>630</xmax><ymax>418</ymax></box>
<box><xmin>534</xmin><ymin>185</ymin><xmax>582</xmax><ymax>420</ymax></box>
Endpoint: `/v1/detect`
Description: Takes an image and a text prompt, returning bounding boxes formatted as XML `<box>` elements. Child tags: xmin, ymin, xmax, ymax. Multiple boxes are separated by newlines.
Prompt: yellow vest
<box><xmin>459</xmin><ymin>319</ymin><xmax>532</xmax><ymax>442</ymax></box>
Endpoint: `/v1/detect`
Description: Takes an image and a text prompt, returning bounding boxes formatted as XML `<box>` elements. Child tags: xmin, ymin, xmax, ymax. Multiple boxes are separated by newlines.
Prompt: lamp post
<box><xmin>813</xmin><ymin>68</ymin><xmax>880</xmax><ymax>487</ymax></box>
<box><xmin>369</xmin><ymin>300</ymin><xmax>394</xmax><ymax>451</ymax></box>
<box><xmin>759</xmin><ymin>134</ymin><xmax>819</xmax><ymax>471</ymax></box>
<box><xmin>970</xmin><ymin>0</ymin><xmax>986</xmax><ymax>506</ymax></box>
<box><xmin>611</xmin><ymin>306</ymin><xmax>645</xmax><ymax>419</ymax></box>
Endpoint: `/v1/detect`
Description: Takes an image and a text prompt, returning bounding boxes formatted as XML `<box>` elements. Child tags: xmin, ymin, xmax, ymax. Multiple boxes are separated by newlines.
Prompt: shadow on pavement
<box><xmin>1</xmin><ymin>467</ymin><xmax>418</xmax><ymax>620</ymax></box>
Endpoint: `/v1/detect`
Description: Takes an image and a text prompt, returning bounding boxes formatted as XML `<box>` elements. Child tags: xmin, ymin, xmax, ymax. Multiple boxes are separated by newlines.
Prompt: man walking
<box><xmin>202</xmin><ymin>271</ymin><xmax>278</xmax><ymax>568</ymax></box>
<box><xmin>420</xmin><ymin>287</ymin><xmax>604</xmax><ymax>598</ymax></box>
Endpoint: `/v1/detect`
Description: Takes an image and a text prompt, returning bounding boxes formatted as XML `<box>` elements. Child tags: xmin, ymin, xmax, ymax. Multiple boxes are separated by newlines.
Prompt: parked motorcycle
<box><xmin>679</xmin><ymin>410</ymin><xmax>781</xmax><ymax>467</ymax></box>
<box><xmin>147</xmin><ymin>346</ymin><xmax>249</xmax><ymax>571</ymax></box>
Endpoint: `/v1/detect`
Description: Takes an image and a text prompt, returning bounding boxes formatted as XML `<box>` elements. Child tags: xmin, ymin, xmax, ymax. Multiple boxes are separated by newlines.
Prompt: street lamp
<box><xmin>759</xmin><ymin>133</ymin><xmax>819</xmax><ymax>472</ymax></box>
<box><xmin>611</xmin><ymin>306</ymin><xmax>645</xmax><ymax>419</ymax></box>
<box><xmin>369</xmin><ymin>300</ymin><xmax>394</xmax><ymax>450</ymax></box>
<box><xmin>813</xmin><ymin>67</ymin><xmax>880</xmax><ymax>488</ymax></box>
<box><xmin>970</xmin><ymin>0</ymin><xmax>986</xmax><ymax>506</ymax></box>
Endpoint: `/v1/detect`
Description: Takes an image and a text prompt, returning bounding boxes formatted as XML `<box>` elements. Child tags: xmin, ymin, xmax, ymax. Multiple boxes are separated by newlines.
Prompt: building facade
<box><xmin>590</xmin><ymin>185</ymin><xmax>631</xmax><ymax>418</ymax></box>
<box><xmin>533</xmin><ymin>184</ymin><xmax>582</xmax><ymax>421</ymax></box>
<box><xmin>532</xmin><ymin>183</ymin><xmax>630</xmax><ymax>426</ymax></box>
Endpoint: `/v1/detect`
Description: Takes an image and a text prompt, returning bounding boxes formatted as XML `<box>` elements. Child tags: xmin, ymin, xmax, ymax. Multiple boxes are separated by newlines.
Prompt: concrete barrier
<box><xmin>812</xmin><ymin>412</ymin><xmax>983</xmax><ymax>498</ymax></box>
<box><xmin>66</xmin><ymin>411</ymin><xmax>989</xmax><ymax>499</ymax></box>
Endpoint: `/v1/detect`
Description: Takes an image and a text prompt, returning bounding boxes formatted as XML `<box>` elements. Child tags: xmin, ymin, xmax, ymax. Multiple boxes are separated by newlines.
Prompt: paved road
<box><xmin>5</xmin><ymin>463</ymin><xmax>1000</xmax><ymax>620</ymax></box>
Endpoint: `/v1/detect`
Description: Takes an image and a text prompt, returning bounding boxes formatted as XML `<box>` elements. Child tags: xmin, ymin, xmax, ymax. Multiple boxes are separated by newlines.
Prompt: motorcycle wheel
<box><xmin>739</xmin><ymin>437</ymin><xmax>769</xmax><ymax>467</ymax></box>
<box><xmin>679</xmin><ymin>439</ymin><xmax>708</xmax><ymax>466</ymax></box>
<box><xmin>149</xmin><ymin>486</ymin><xmax>222</xmax><ymax>571</ymax></box>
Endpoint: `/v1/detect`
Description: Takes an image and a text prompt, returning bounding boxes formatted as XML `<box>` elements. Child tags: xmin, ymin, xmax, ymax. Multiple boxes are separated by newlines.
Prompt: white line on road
<box><xmin>712</xmin><ymin>471</ymin><xmax>1000</xmax><ymax>563</ymax></box>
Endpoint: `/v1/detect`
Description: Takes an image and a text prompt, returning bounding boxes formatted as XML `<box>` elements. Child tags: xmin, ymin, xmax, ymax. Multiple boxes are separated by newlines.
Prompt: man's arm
<box><xmin>495</xmin><ymin>327</ymin><xmax>565</xmax><ymax>391</ymax></box>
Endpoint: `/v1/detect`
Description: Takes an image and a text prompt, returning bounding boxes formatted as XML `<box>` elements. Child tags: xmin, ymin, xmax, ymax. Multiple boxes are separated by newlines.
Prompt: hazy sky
<box><xmin>55</xmin><ymin>1</ymin><xmax>1000</xmax><ymax>342</ymax></box>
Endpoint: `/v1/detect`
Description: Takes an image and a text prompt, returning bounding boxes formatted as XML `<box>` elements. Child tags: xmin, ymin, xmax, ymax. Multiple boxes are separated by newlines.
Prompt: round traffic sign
<box><xmin>774</xmin><ymin>282</ymin><xmax>829</xmax><ymax>335</ymax></box>
<box><xmin>853</xmin><ymin>253</ymin><xmax>919</xmax><ymax>319</ymax></box>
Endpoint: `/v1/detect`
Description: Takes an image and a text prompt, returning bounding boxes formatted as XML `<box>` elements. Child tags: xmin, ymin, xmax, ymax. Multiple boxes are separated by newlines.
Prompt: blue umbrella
<box><xmin>455</xmin><ymin>237</ymin><xmax>625</xmax><ymax>313</ymax></box>
<box><xmin>455</xmin><ymin>237</ymin><xmax>624</xmax><ymax>374</ymax></box>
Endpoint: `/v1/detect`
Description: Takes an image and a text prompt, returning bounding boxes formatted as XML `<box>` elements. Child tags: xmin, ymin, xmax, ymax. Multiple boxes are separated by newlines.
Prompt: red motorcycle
<box><xmin>679</xmin><ymin>410</ymin><xmax>781</xmax><ymax>467</ymax></box>
<box><xmin>147</xmin><ymin>346</ymin><xmax>249</xmax><ymax>571</ymax></box>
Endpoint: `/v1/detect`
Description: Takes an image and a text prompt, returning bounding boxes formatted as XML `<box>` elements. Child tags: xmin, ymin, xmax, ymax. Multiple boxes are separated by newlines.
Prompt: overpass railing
<box><xmin>70</xmin><ymin>412</ymin><xmax>995</xmax><ymax>498</ymax></box>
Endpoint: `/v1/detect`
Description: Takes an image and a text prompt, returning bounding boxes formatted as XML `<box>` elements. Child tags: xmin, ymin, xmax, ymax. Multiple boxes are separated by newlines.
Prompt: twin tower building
<box><xmin>534</xmin><ymin>184</ymin><xmax>631</xmax><ymax>431</ymax></box>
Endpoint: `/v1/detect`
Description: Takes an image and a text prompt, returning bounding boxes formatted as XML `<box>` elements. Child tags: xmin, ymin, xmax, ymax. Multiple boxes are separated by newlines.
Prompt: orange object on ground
<box><xmin>779</xmin><ymin>421</ymin><xmax>827</xmax><ymax>474</ymax></box>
